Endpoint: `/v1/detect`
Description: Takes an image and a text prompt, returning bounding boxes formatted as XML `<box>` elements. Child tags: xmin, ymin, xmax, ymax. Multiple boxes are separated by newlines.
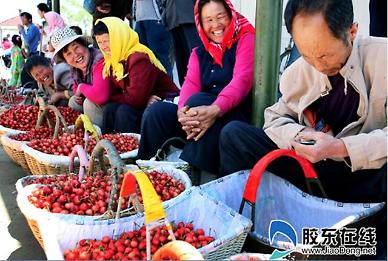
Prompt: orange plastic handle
<box><xmin>243</xmin><ymin>149</ymin><xmax>318</xmax><ymax>204</ymax></box>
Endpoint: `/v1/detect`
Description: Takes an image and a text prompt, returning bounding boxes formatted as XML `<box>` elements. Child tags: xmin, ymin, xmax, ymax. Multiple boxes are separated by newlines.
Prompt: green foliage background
<box><xmin>60</xmin><ymin>0</ymin><xmax>92</xmax><ymax>35</ymax></box>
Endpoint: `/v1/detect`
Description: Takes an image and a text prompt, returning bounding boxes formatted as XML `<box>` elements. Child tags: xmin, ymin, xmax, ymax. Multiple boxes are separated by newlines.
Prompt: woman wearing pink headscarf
<box><xmin>37</xmin><ymin>3</ymin><xmax>66</xmax><ymax>36</ymax></box>
<box><xmin>139</xmin><ymin>0</ymin><xmax>255</xmax><ymax>178</ymax></box>
<box><xmin>37</xmin><ymin>3</ymin><xmax>66</xmax><ymax>56</ymax></box>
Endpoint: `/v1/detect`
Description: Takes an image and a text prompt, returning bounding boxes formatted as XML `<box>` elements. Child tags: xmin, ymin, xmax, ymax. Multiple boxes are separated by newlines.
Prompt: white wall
<box><xmin>353</xmin><ymin>0</ymin><xmax>370</xmax><ymax>36</ymax></box>
<box><xmin>230</xmin><ymin>0</ymin><xmax>256</xmax><ymax>25</ymax></box>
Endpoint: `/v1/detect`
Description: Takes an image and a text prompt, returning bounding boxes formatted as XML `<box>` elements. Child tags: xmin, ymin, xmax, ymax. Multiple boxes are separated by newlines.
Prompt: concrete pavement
<box><xmin>0</xmin><ymin>147</ymin><xmax>45</xmax><ymax>260</ymax></box>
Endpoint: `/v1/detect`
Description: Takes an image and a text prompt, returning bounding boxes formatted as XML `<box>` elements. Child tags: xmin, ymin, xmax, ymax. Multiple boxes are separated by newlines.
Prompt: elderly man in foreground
<box><xmin>220</xmin><ymin>0</ymin><xmax>387</xmax><ymax>259</ymax></box>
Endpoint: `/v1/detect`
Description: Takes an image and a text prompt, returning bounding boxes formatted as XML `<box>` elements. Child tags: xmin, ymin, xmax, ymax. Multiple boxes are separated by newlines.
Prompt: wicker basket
<box><xmin>0</xmin><ymin>97</ymin><xmax>46</xmax><ymax>136</ymax></box>
<box><xmin>0</xmin><ymin>103</ymin><xmax>58</xmax><ymax>172</ymax></box>
<box><xmin>115</xmin><ymin>133</ymin><xmax>140</xmax><ymax>164</ymax></box>
<box><xmin>17</xmin><ymin>140</ymin><xmax>132</xmax><ymax>247</ymax></box>
<box><xmin>22</xmin><ymin>105</ymin><xmax>71</xmax><ymax>175</ymax></box>
<box><xmin>24</xmin><ymin>147</ymin><xmax>70</xmax><ymax>175</ymax></box>
<box><xmin>74</xmin><ymin>115</ymin><xmax>140</xmax><ymax>164</ymax></box>
<box><xmin>26</xmin><ymin>216</ymin><xmax>45</xmax><ymax>249</ymax></box>
<box><xmin>37</xmin><ymin>187</ymin><xmax>252</xmax><ymax>260</ymax></box>
<box><xmin>23</xmin><ymin>133</ymin><xmax>134</xmax><ymax>176</ymax></box>
<box><xmin>16</xmin><ymin>141</ymin><xmax>192</xmax><ymax>250</ymax></box>
<box><xmin>16</xmin><ymin>144</ymin><xmax>91</xmax><ymax>247</ymax></box>
<box><xmin>1</xmin><ymin>133</ymin><xmax>30</xmax><ymax>172</ymax></box>
<box><xmin>23</xmin><ymin>111</ymin><xmax>135</xmax><ymax>175</ymax></box>
<box><xmin>0</xmin><ymin>124</ymin><xmax>25</xmax><ymax>136</ymax></box>
<box><xmin>22</xmin><ymin>109</ymin><xmax>105</xmax><ymax>175</ymax></box>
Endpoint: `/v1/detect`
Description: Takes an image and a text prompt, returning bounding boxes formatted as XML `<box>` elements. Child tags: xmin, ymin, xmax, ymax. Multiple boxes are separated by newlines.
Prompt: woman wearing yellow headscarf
<box><xmin>93</xmin><ymin>17</ymin><xmax>179</xmax><ymax>134</ymax></box>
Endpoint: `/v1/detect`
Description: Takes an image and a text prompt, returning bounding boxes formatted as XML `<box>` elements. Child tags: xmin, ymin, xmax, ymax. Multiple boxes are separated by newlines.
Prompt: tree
<box><xmin>61</xmin><ymin>0</ymin><xmax>92</xmax><ymax>35</ymax></box>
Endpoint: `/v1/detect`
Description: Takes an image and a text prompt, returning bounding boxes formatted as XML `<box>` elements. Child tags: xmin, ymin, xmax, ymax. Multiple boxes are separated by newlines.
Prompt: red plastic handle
<box><xmin>120</xmin><ymin>171</ymin><xmax>138</xmax><ymax>197</ymax></box>
<box><xmin>242</xmin><ymin>149</ymin><xmax>318</xmax><ymax>204</ymax></box>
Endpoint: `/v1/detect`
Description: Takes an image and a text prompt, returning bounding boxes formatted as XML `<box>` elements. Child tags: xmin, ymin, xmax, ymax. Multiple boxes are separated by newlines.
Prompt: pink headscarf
<box><xmin>194</xmin><ymin>0</ymin><xmax>255</xmax><ymax>66</ymax></box>
<box><xmin>44</xmin><ymin>11</ymin><xmax>66</xmax><ymax>35</ymax></box>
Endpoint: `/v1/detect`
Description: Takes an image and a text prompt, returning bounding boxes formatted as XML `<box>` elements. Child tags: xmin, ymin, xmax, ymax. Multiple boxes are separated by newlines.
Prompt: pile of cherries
<box><xmin>0</xmin><ymin>105</ymin><xmax>40</xmax><ymax>131</ymax></box>
<box><xmin>10</xmin><ymin>127</ymin><xmax>58</xmax><ymax>141</ymax></box>
<box><xmin>57</xmin><ymin>107</ymin><xmax>80</xmax><ymax>126</ymax></box>
<box><xmin>0</xmin><ymin>105</ymin><xmax>80</xmax><ymax>131</ymax></box>
<box><xmin>63</xmin><ymin>222</ymin><xmax>215</xmax><ymax>260</ymax></box>
<box><xmin>26</xmin><ymin>170</ymin><xmax>186</xmax><ymax>216</ymax></box>
<box><xmin>0</xmin><ymin>94</ymin><xmax>25</xmax><ymax>105</ymax></box>
<box><xmin>28</xmin><ymin>131</ymin><xmax>139</xmax><ymax>156</ymax></box>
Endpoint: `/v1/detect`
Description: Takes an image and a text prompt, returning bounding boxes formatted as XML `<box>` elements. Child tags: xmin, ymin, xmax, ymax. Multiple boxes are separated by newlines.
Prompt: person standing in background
<box><xmin>18</xmin><ymin>12</ymin><xmax>41</xmax><ymax>57</ymax></box>
<box><xmin>37</xmin><ymin>3</ymin><xmax>66</xmax><ymax>58</ymax></box>
<box><xmin>1</xmin><ymin>38</ymin><xmax>12</xmax><ymax>68</ymax></box>
<box><xmin>1</xmin><ymin>38</ymin><xmax>12</xmax><ymax>50</ymax></box>
<box><xmin>8</xmin><ymin>35</ymin><xmax>25</xmax><ymax>87</ymax></box>
<box><xmin>37</xmin><ymin>3</ymin><xmax>66</xmax><ymax>36</ymax></box>
<box><xmin>369</xmin><ymin>0</ymin><xmax>387</xmax><ymax>37</ymax></box>
<box><xmin>69</xmin><ymin>26</ymin><xmax>83</xmax><ymax>35</ymax></box>
<box><xmin>92</xmin><ymin>0</ymin><xmax>132</xmax><ymax>21</ymax></box>
<box><xmin>133</xmin><ymin>0</ymin><xmax>174</xmax><ymax>78</ymax></box>
<box><xmin>163</xmin><ymin>0</ymin><xmax>201</xmax><ymax>85</ymax></box>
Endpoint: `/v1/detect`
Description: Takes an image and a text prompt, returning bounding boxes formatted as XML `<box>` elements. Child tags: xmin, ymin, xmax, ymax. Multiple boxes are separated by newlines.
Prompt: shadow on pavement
<box><xmin>0</xmin><ymin>147</ymin><xmax>45</xmax><ymax>260</ymax></box>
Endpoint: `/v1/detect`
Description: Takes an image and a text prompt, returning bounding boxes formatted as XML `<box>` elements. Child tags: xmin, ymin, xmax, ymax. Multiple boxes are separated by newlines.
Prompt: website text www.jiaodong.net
<box><xmin>300</xmin><ymin>246</ymin><xmax>376</xmax><ymax>257</ymax></box>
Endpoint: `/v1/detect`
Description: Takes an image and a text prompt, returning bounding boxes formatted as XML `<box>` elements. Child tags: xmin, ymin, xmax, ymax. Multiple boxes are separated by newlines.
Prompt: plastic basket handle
<box><xmin>239</xmin><ymin>149</ymin><xmax>326</xmax><ymax>232</ymax></box>
<box><xmin>120</xmin><ymin>170</ymin><xmax>167</xmax><ymax>224</ymax></box>
<box><xmin>155</xmin><ymin>137</ymin><xmax>186</xmax><ymax>161</ymax></box>
<box><xmin>0</xmin><ymin>85</ymin><xmax>8</xmax><ymax>96</ymax></box>
<box><xmin>35</xmin><ymin>105</ymin><xmax>68</xmax><ymax>138</ymax></box>
<box><xmin>242</xmin><ymin>149</ymin><xmax>324</xmax><ymax>204</ymax></box>
<box><xmin>69</xmin><ymin>145</ymin><xmax>89</xmax><ymax>182</ymax></box>
<box><xmin>74</xmin><ymin>114</ymin><xmax>99</xmax><ymax>139</ymax></box>
<box><xmin>152</xmin><ymin>241</ymin><xmax>204</xmax><ymax>260</ymax></box>
<box><xmin>74</xmin><ymin>114</ymin><xmax>100</xmax><ymax>152</ymax></box>
<box><xmin>22</xmin><ymin>89</ymin><xmax>37</xmax><ymax>105</ymax></box>
<box><xmin>34</xmin><ymin>96</ymin><xmax>46</xmax><ymax>111</ymax></box>
<box><xmin>87</xmin><ymin>140</ymin><xmax>126</xmax><ymax>214</ymax></box>
<box><xmin>28</xmin><ymin>90</ymin><xmax>39</xmax><ymax>105</ymax></box>
<box><xmin>87</xmin><ymin>139</ymin><xmax>125</xmax><ymax>176</ymax></box>
<box><xmin>6</xmin><ymin>90</ymin><xmax>13</xmax><ymax>103</ymax></box>
<box><xmin>119</xmin><ymin>170</ymin><xmax>175</xmax><ymax>260</ymax></box>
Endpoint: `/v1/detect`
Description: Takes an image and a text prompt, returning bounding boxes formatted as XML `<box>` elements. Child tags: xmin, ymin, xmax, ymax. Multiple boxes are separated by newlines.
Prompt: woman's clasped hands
<box><xmin>177</xmin><ymin>105</ymin><xmax>221</xmax><ymax>141</ymax></box>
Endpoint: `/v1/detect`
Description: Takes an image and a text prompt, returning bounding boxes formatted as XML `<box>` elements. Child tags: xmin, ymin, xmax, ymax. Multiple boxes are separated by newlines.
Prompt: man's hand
<box><xmin>179</xmin><ymin>105</ymin><xmax>221</xmax><ymax>141</ymax></box>
<box><xmin>290</xmin><ymin>131</ymin><xmax>349</xmax><ymax>163</ymax></box>
<box><xmin>17</xmin><ymin>24</ymin><xmax>24</xmax><ymax>32</ymax></box>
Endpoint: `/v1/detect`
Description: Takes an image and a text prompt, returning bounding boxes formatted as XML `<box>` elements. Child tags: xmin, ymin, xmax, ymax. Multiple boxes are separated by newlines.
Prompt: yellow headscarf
<box><xmin>95</xmin><ymin>17</ymin><xmax>166</xmax><ymax>81</ymax></box>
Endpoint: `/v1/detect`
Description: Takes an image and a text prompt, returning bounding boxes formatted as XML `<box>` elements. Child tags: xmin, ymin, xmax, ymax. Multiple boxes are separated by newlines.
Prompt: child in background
<box><xmin>8</xmin><ymin>35</ymin><xmax>26</xmax><ymax>87</ymax></box>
